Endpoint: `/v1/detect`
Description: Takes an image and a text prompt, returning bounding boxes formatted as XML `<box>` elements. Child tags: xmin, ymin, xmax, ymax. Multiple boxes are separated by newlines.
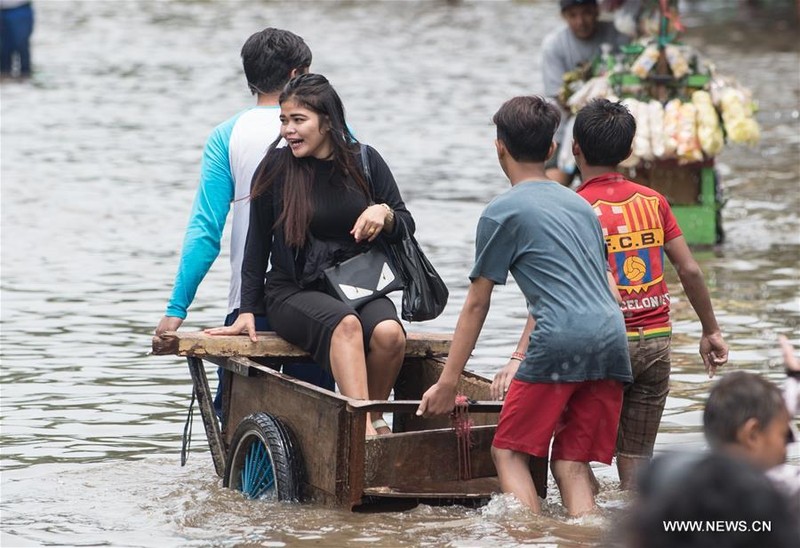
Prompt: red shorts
<box><xmin>492</xmin><ymin>379</ymin><xmax>624</xmax><ymax>464</ymax></box>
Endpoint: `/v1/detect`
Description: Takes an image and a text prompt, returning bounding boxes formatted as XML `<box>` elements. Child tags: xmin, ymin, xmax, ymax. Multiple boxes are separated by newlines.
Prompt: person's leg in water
<box><xmin>616</xmin><ymin>335</ymin><xmax>671</xmax><ymax>489</ymax></box>
<box><xmin>0</xmin><ymin>3</ymin><xmax>34</xmax><ymax>77</ymax></box>
<box><xmin>552</xmin><ymin>460</ymin><xmax>597</xmax><ymax>516</ymax></box>
<box><xmin>491</xmin><ymin>380</ymin><xmax>572</xmax><ymax>513</ymax></box>
<box><xmin>551</xmin><ymin>379</ymin><xmax>624</xmax><ymax>516</ymax></box>
<box><xmin>0</xmin><ymin>10</ymin><xmax>14</xmax><ymax>75</ymax></box>
<box><xmin>492</xmin><ymin>447</ymin><xmax>542</xmax><ymax>512</ymax></box>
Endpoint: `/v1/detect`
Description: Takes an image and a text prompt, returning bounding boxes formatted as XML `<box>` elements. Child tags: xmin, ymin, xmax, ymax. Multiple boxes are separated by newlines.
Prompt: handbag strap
<box><xmin>359</xmin><ymin>143</ymin><xmax>375</xmax><ymax>201</ymax></box>
<box><xmin>359</xmin><ymin>144</ymin><xmax>409</xmax><ymax>237</ymax></box>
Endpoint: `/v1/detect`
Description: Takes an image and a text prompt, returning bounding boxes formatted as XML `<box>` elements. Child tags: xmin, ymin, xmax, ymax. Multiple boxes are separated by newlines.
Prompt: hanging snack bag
<box><xmin>630</xmin><ymin>43</ymin><xmax>660</xmax><ymax>79</ymax></box>
<box><xmin>620</xmin><ymin>98</ymin><xmax>642</xmax><ymax>167</ymax></box>
<box><xmin>648</xmin><ymin>100</ymin><xmax>666</xmax><ymax>159</ymax></box>
<box><xmin>631</xmin><ymin>98</ymin><xmax>653</xmax><ymax>161</ymax></box>
<box><xmin>676</xmin><ymin>102</ymin><xmax>703</xmax><ymax>164</ymax></box>
<box><xmin>662</xmin><ymin>98</ymin><xmax>682</xmax><ymax>159</ymax></box>
<box><xmin>692</xmin><ymin>90</ymin><xmax>724</xmax><ymax>156</ymax></box>
<box><xmin>664</xmin><ymin>44</ymin><xmax>690</xmax><ymax>79</ymax></box>
<box><xmin>719</xmin><ymin>87</ymin><xmax>760</xmax><ymax>145</ymax></box>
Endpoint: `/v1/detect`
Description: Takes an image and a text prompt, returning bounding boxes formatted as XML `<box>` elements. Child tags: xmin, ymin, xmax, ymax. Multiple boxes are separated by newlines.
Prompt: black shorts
<box><xmin>265</xmin><ymin>271</ymin><xmax>403</xmax><ymax>372</ymax></box>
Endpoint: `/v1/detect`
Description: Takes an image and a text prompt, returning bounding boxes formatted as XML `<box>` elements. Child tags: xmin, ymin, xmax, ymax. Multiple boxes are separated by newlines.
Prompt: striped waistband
<box><xmin>626</xmin><ymin>326</ymin><xmax>672</xmax><ymax>341</ymax></box>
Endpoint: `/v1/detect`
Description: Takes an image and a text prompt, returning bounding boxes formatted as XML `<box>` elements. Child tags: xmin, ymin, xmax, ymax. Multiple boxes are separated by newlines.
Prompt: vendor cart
<box><xmin>610</xmin><ymin>51</ymin><xmax>723</xmax><ymax>245</ymax></box>
<box><xmin>564</xmin><ymin>1</ymin><xmax>759</xmax><ymax>246</ymax></box>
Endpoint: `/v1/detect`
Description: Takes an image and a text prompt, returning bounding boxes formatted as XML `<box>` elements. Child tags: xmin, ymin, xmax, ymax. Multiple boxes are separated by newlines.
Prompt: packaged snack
<box><xmin>631</xmin><ymin>99</ymin><xmax>653</xmax><ymax>160</ymax></box>
<box><xmin>648</xmin><ymin>100</ymin><xmax>665</xmax><ymax>159</ymax></box>
<box><xmin>719</xmin><ymin>87</ymin><xmax>760</xmax><ymax>145</ymax></box>
<box><xmin>662</xmin><ymin>98</ymin><xmax>682</xmax><ymax>159</ymax></box>
<box><xmin>664</xmin><ymin>44</ymin><xmax>690</xmax><ymax>79</ymax></box>
<box><xmin>620</xmin><ymin>98</ymin><xmax>642</xmax><ymax>167</ymax></box>
<box><xmin>692</xmin><ymin>90</ymin><xmax>724</xmax><ymax>156</ymax></box>
<box><xmin>630</xmin><ymin>44</ymin><xmax>660</xmax><ymax>79</ymax></box>
<box><xmin>676</xmin><ymin>102</ymin><xmax>703</xmax><ymax>164</ymax></box>
<box><xmin>567</xmin><ymin>76</ymin><xmax>611</xmax><ymax>111</ymax></box>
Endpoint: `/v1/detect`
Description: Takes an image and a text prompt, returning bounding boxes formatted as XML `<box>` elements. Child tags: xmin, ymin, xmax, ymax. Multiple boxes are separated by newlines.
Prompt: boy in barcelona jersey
<box><xmin>574</xmin><ymin>98</ymin><xmax>729</xmax><ymax>489</ymax></box>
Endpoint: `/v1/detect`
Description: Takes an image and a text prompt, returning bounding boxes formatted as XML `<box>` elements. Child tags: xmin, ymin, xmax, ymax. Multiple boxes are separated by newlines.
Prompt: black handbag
<box><xmin>389</xmin><ymin>217</ymin><xmax>449</xmax><ymax>321</ymax></box>
<box><xmin>356</xmin><ymin>143</ymin><xmax>448</xmax><ymax>321</ymax></box>
<box><xmin>322</xmin><ymin>245</ymin><xmax>403</xmax><ymax>308</ymax></box>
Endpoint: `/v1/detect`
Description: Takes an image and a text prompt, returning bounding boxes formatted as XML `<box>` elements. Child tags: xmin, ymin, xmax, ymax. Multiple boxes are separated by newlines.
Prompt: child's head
<box><xmin>241</xmin><ymin>28</ymin><xmax>312</xmax><ymax>96</ymax></box>
<box><xmin>625</xmin><ymin>452</ymin><xmax>800</xmax><ymax>548</ymax></box>
<box><xmin>703</xmin><ymin>371</ymin><xmax>791</xmax><ymax>470</ymax></box>
<box><xmin>492</xmin><ymin>96</ymin><xmax>560</xmax><ymax>164</ymax></box>
<box><xmin>572</xmin><ymin>98</ymin><xmax>635</xmax><ymax>167</ymax></box>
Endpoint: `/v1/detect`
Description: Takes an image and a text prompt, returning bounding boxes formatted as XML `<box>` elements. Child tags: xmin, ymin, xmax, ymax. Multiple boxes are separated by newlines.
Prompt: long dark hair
<box><xmin>251</xmin><ymin>74</ymin><xmax>369</xmax><ymax>247</ymax></box>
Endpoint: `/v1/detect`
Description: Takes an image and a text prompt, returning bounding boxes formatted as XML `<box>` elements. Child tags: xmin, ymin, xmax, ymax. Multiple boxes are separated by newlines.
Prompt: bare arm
<box><xmin>608</xmin><ymin>270</ymin><xmax>622</xmax><ymax>304</ymax></box>
<box><xmin>491</xmin><ymin>314</ymin><xmax>536</xmax><ymax>400</ymax></box>
<box><xmin>417</xmin><ymin>277</ymin><xmax>494</xmax><ymax>417</ymax></box>
<box><xmin>779</xmin><ymin>335</ymin><xmax>800</xmax><ymax>416</ymax></box>
<box><xmin>664</xmin><ymin>235</ymin><xmax>728</xmax><ymax>377</ymax></box>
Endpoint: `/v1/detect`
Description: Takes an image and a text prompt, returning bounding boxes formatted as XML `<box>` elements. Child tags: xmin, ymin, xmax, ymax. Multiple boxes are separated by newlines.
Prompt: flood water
<box><xmin>1</xmin><ymin>0</ymin><xmax>798</xmax><ymax>546</ymax></box>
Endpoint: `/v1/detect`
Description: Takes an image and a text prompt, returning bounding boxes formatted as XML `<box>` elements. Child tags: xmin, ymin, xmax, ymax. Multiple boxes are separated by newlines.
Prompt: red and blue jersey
<box><xmin>577</xmin><ymin>173</ymin><xmax>682</xmax><ymax>338</ymax></box>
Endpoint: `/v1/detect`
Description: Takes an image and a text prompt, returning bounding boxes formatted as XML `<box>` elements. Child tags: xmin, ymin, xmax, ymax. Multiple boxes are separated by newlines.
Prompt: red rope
<box><xmin>451</xmin><ymin>394</ymin><xmax>474</xmax><ymax>481</ymax></box>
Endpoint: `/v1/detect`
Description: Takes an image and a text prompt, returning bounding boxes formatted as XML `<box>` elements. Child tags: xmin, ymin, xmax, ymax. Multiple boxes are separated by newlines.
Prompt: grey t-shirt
<box><xmin>541</xmin><ymin>21</ymin><xmax>630</xmax><ymax>142</ymax></box>
<box><xmin>470</xmin><ymin>181</ymin><xmax>632</xmax><ymax>384</ymax></box>
<box><xmin>541</xmin><ymin>21</ymin><xmax>630</xmax><ymax>98</ymax></box>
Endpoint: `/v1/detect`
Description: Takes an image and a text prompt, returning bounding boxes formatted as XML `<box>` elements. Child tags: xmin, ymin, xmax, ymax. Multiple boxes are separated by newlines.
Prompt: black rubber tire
<box><xmin>223</xmin><ymin>412</ymin><xmax>303</xmax><ymax>502</ymax></box>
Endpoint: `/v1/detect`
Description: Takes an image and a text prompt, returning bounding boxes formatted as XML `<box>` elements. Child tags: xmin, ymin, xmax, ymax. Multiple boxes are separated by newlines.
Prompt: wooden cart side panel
<box><xmin>342</xmin><ymin>408</ymin><xmax>366</xmax><ymax>509</ymax></box>
<box><xmin>227</xmin><ymin>367</ymin><xmax>353</xmax><ymax>505</ymax></box>
<box><xmin>363</xmin><ymin>426</ymin><xmax>497</xmax><ymax>488</ymax></box>
<box><xmin>393</xmin><ymin>358</ymin><xmax>499</xmax><ymax>432</ymax></box>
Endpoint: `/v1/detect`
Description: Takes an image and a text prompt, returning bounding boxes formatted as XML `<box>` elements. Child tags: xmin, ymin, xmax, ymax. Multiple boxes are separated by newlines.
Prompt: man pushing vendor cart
<box><xmin>543</xmin><ymin>0</ymin><xmax>761</xmax><ymax>245</ymax></box>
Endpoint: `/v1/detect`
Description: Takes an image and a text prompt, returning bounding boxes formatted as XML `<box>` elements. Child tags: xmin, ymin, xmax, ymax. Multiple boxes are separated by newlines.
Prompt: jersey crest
<box><xmin>592</xmin><ymin>193</ymin><xmax>666</xmax><ymax>294</ymax></box>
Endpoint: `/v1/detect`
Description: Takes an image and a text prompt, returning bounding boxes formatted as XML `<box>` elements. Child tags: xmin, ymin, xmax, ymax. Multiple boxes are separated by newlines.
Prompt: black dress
<box><xmin>240</xmin><ymin>145</ymin><xmax>414</xmax><ymax>372</ymax></box>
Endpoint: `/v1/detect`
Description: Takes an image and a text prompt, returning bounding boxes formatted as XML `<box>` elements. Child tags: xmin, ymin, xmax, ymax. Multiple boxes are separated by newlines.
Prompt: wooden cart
<box><xmin>151</xmin><ymin>331</ymin><xmax>547</xmax><ymax>509</ymax></box>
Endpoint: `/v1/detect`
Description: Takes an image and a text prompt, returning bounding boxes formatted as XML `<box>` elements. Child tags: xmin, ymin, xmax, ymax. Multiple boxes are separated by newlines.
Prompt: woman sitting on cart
<box><xmin>207</xmin><ymin>73</ymin><xmax>414</xmax><ymax>437</ymax></box>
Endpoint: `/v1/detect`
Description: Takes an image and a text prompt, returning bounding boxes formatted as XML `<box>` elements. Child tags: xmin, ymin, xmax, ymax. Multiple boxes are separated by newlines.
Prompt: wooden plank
<box><xmin>152</xmin><ymin>331</ymin><xmax>451</xmax><ymax>359</ymax></box>
<box><xmin>363</xmin><ymin>426</ymin><xmax>498</xmax><ymax>488</ymax></box>
<box><xmin>393</xmin><ymin>358</ymin><xmax>500</xmax><ymax>432</ymax></box>
<box><xmin>347</xmin><ymin>400</ymin><xmax>503</xmax><ymax>414</ymax></box>
<box><xmin>363</xmin><ymin>477</ymin><xmax>500</xmax><ymax>499</ymax></box>
<box><xmin>342</xmin><ymin>404</ymin><xmax>367</xmax><ymax>509</ymax></box>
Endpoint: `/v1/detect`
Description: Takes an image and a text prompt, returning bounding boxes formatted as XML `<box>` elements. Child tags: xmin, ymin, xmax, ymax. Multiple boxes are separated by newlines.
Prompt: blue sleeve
<box><xmin>165</xmin><ymin>123</ymin><xmax>234</xmax><ymax>318</ymax></box>
<box><xmin>469</xmin><ymin>216</ymin><xmax>516</xmax><ymax>285</ymax></box>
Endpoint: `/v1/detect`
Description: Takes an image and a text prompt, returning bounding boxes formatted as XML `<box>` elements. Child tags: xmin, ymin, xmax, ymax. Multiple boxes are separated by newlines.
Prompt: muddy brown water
<box><xmin>1</xmin><ymin>1</ymin><xmax>798</xmax><ymax>546</ymax></box>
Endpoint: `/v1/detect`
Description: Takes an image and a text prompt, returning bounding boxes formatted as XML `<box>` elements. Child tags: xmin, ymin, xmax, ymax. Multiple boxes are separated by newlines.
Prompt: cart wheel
<box><xmin>223</xmin><ymin>412</ymin><xmax>302</xmax><ymax>502</ymax></box>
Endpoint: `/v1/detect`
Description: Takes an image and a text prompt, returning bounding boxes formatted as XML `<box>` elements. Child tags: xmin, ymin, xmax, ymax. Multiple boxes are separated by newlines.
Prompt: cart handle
<box><xmin>347</xmin><ymin>400</ymin><xmax>503</xmax><ymax>414</ymax></box>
